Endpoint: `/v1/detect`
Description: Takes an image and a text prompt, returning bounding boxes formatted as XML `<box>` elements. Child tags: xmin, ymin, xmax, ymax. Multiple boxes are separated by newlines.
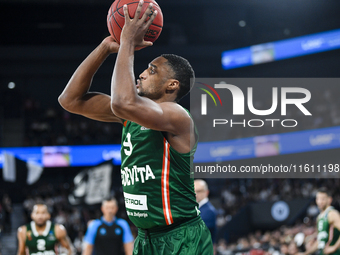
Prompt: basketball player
<box><xmin>17</xmin><ymin>204</ymin><xmax>73</xmax><ymax>255</ymax></box>
<box><xmin>58</xmin><ymin>1</ymin><xmax>213</xmax><ymax>254</ymax></box>
<box><xmin>299</xmin><ymin>188</ymin><xmax>340</xmax><ymax>255</ymax></box>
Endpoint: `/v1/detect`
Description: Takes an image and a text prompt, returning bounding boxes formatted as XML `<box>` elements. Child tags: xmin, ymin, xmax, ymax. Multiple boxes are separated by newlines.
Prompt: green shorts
<box><xmin>133</xmin><ymin>216</ymin><xmax>213</xmax><ymax>255</ymax></box>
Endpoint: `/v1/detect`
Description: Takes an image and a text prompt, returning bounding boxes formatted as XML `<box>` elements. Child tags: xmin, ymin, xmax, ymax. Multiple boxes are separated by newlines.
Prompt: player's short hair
<box><xmin>161</xmin><ymin>54</ymin><xmax>195</xmax><ymax>102</ymax></box>
<box><xmin>317</xmin><ymin>187</ymin><xmax>332</xmax><ymax>197</ymax></box>
<box><xmin>32</xmin><ymin>203</ymin><xmax>50</xmax><ymax>214</ymax></box>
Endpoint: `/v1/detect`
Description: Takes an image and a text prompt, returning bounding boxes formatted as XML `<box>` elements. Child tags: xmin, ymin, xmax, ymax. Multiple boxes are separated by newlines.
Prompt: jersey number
<box><xmin>123</xmin><ymin>133</ymin><xmax>133</xmax><ymax>156</ymax></box>
<box><xmin>37</xmin><ymin>239</ymin><xmax>46</xmax><ymax>251</ymax></box>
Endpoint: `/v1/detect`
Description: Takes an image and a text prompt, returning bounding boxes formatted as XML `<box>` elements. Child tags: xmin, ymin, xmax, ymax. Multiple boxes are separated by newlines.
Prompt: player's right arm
<box><xmin>58</xmin><ymin>37</ymin><xmax>122</xmax><ymax>123</ymax></box>
<box><xmin>17</xmin><ymin>226</ymin><xmax>27</xmax><ymax>255</ymax></box>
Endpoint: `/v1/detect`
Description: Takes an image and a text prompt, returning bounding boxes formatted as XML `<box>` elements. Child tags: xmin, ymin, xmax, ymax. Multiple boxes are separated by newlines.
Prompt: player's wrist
<box><xmin>119</xmin><ymin>39</ymin><xmax>136</xmax><ymax>51</ymax></box>
<box><xmin>98</xmin><ymin>40</ymin><xmax>118</xmax><ymax>55</ymax></box>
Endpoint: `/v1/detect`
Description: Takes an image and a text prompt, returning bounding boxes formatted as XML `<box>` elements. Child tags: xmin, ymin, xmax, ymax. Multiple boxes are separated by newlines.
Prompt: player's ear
<box><xmin>166</xmin><ymin>79</ymin><xmax>179</xmax><ymax>92</ymax></box>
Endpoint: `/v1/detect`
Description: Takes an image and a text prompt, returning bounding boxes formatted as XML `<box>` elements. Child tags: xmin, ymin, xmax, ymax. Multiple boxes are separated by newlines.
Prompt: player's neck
<box><xmin>34</xmin><ymin>222</ymin><xmax>47</xmax><ymax>232</ymax></box>
<box><xmin>321</xmin><ymin>205</ymin><xmax>331</xmax><ymax>214</ymax></box>
<box><xmin>152</xmin><ymin>94</ymin><xmax>177</xmax><ymax>104</ymax></box>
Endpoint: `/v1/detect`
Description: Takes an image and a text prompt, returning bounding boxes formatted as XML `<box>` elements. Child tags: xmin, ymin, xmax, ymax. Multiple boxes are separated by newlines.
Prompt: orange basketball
<box><xmin>107</xmin><ymin>0</ymin><xmax>163</xmax><ymax>44</ymax></box>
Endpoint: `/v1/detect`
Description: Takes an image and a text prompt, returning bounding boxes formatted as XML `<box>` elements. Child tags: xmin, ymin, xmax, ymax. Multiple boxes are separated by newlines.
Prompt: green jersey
<box><xmin>25</xmin><ymin>221</ymin><xmax>57</xmax><ymax>255</ymax></box>
<box><xmin>120</xmin><ymin>114</ymin><xmax>199</xmax><ymax>230</ymax></box>
<box><xmin>317</xmin><ymin>206</ymin><xmax>340</xmax><ymax>255</ymax></box>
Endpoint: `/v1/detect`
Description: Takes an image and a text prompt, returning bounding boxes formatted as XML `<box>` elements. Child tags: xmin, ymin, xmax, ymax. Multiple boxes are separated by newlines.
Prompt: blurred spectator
<box><xmin>2</xmin><ymin>194</ymin><xmax>12</xmax><ymax>233</ymax></box>
<box><xmin>23</xmin><ymin>98</ymin><xmax>122</xmax><ymax>147</ymax></box>
<box><xmin>194</xmin><ymin>179</ymin><xmax>217</xmax><ymax>244</ymax></box>
<box><xmin>73</xmin><ymin>231</ymin><xmax>85</xmax><ymax>255</ymax></box>
<box><xmin>0</xmin><ymin>201</ymin><xmax>3</xmax><ymax>236</ymax></box>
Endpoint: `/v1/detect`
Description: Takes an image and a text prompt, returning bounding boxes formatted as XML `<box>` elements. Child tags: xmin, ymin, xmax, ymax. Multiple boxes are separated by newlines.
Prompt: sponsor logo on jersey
<box><xmin>99</xmin><ymin>228</ymin><xmax>107</xmax><ymax>235</ymax></box>
<box><xmin>121</xmin><ymin>165</ymin><xmax>155</xmax><ymax>187</ymax></box>
<box><xmin>127</xmin><ymin>211</ymin><xmax>148</xmax><ymax>218</ymax></box>
<box><xmin>115</xmin><ymin>228</ymin><xmax>121</xmax><ymax>235</ymax></box>
<box><xmin>317</xmin><ymin>231</ymin><xmax>328</xmax><ymax>240</ymax></box>
<box><xmin>27</xmin><ymin>230</ymin><xmax>32</xmax><ymax>241</ymax></box>
<box><xmin>47</xmin><ymin>234</ymin><xmax>56</xmax><ymax>241</ymax></box>
<box><xmin>124</xmin><ymin>192</ymin><xmax>148</xmax><ymax>210</ymax></box>
<box><xmin>140</xmin><ymin>126</ymin><xmax>150</xmax><ymax>130</ymax></box>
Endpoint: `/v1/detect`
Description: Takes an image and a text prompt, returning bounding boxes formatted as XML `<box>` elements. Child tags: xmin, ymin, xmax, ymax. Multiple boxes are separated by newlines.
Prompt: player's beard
<box><xmin>137</xmin><ymin>81</ymin><xmax>162</xmax><ymax>99</ymax></box>
<box><xmin>137</xmin><ymin>83</ymin><xmax>150</xmax><ymax>97</ymax></box>
<box><xmin>319</xmin><ymin>204</ymin><xmax>328</xmax><ymax>212</ymax></box>
<box><xmin>138</xmin><ymin>90</ymin><xmax>145</xmax><ymax>97</ymax></box>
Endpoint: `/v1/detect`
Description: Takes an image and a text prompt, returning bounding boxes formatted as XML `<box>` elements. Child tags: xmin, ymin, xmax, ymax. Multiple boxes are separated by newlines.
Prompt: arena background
<box><xmin>1</xmin><ymin>0</ymin><xmax>340</xmax><ymax>254</ymax></box>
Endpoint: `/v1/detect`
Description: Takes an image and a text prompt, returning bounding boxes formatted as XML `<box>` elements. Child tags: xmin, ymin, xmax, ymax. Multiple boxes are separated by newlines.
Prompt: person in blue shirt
<box><xmin>194</xmin><ymin>180</ymin><xmax>217</xmax><ymax>246</ymax></box>
<box><xmin>82</xmin><ymin>197</ymin><xmax>134</xmax><ymax>255</ymax></box>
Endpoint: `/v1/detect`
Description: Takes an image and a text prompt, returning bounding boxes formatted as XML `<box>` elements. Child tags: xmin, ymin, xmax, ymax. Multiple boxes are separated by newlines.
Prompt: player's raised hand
<box><xmin>101</xmin><ymin>36</ymin><xmax>120</xmax><ymax>54</ymax></box>
<box><xmin>121</xmin><ymin>0</ymin><xmax>157</xmax><ymax>49</ymax></box>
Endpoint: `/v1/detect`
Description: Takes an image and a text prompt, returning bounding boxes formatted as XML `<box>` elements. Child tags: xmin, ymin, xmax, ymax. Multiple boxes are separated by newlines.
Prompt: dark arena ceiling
<box><xmin>1</xmin><ymin>0</ymin><xmax>340</xmax><ymax>47</ymax></box>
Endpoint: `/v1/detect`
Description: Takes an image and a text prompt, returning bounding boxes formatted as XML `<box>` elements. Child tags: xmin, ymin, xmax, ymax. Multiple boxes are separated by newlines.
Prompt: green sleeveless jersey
<box><xmin>120</xmin><ymin>114</ymin><xmax>199</xmax><ymax>230</ymax></box>
<box><xmin>317</xmin><ymin>206</ymin><xmax>340</xmax><ymax>255</ymax></box>
<box><xmin>25</xmin><ymin>221</ymin><xmax>57</xmax><ymax>255</ymax></box>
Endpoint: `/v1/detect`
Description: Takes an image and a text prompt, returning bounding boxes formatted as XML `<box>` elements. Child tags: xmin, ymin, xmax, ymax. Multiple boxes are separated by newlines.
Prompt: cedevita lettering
<box><xmin>121</xmin><ymin>165</ymin><xmax>155</xmax><ymax>186</ymax></box>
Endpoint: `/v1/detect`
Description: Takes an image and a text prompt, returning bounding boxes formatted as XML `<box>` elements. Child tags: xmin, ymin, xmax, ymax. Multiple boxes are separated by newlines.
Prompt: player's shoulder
<box><xmin>160</xmin><ymin>102</ymin><xmax>192</xmax><ymax>120</ymax></box>
<box><xmin>115</xmin><ymin>218</ymin><xmax>130</xmax><ymax>229</ymax></box>
<box><xmin>54</xmin><ymin>223</ymin><xmax>68</xmax><ymax>238</ymax></box>
<box><xmin>326</xmin><ymin>208</ymin><xmax>340</xmax><ymax>224</ymax></box>
<box><xmin>55</xmin><ymin>223</ymin><xmax>66</xmax><ymax>231</ymax></box>
<box><xmin>17</xmin><ymin>225</ymin><xmax>27</xmax><ymax>238</ymax></box>
<box><xmin>328</xmin><ymin>208</ymin><xmax>340</xmax><ymax>218</ymax></box>
<box><xmin>160</xmin><ymin>102</ymin><xmax>188</xmax><ymax>112</ymax></box>
<box><xmin>18</xmin><ymin>224</ymin><xmax>27</xmax><ymax>232</ymax></box>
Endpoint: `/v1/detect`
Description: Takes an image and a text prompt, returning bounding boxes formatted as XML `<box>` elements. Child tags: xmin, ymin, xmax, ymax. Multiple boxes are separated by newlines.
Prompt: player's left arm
<box><xmin>324</xmin><ymin>210</ymin><xmax>340</xmax><ymax>254</ymax></box>
<box><xmin>55</xmin><ymin>224</ymin><xmax>73</xmax><ymax>255</ymax></box>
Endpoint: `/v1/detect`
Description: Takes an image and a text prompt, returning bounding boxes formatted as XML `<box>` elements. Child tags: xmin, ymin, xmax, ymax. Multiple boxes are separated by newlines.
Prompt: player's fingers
<box><xmin>134</xmin><ymin>0</ymin><xmax>144</xmax><ymax>21</ymax></box>
<box><xmin>142</xmin><ymin>40</ymin><xmax>153</xmax><ymax>47</ymax></box>
<box><xmin>123</xmin><ymin>4</ymin><xmax>130</xmax><ymax>23</ymax></box>
<box><xmin>144</xmin><ymin>9</ymin><xmax>157</xmax><ymax>29</ymax></box>
<box><xmin>140</xmin><ymin>3</ymin><xmax>154</xmax><ymax>23</ymax></box>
